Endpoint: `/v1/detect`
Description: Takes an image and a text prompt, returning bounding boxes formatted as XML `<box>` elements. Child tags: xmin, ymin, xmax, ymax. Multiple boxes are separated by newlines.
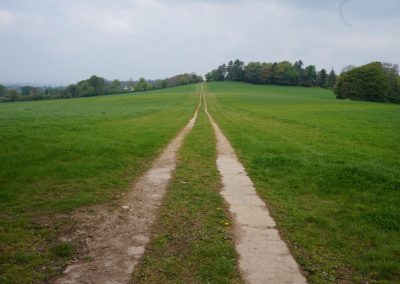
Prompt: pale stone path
<box><xmin>203</xmin><ymin>86</ymin><xmax>307</xmax><ymax>284</ymax></box>
<box><xmin>54</xmin><ymin>98</ymin><xmax>201</xmax><ymax>284</ymax></box>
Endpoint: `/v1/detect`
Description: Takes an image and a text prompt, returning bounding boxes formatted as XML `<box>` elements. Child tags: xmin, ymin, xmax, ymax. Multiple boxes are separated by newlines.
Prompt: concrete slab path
<box><xmin>203</xmin><ymin>85</ymin><xmax>307</xmax><ymax>284</ymax></box>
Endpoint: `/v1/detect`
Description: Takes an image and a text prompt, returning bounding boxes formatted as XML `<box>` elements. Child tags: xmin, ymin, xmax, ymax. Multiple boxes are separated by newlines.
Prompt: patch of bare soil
<box><xmin>53</xmin><ymin>102</ymin><xmax>200</xmax><ymax>284</ymax></box>
<box><xmin>203</xmin><ymin>87</ymin><xmax>307</xmax><ymax>284</ymax></box>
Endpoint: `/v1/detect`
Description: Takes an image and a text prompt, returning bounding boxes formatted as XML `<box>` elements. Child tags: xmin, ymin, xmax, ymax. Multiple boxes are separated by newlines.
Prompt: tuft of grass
<box><xmin>0</xmin><ymin>85</ymin><xmax>199</xmax><ymax>283</ymax></box>
<box><xmin>206</xmin><ymin>82</ymin><xmax>400</xmax><ymax>283</ymax></box>
<box><xmin>51</xmin><ymin>242</ymin><xmax>73</xmax><ymax>258</ymax></box>
<box><xmin>132</xmin><ymin>104</ymin><xmax>242</xmax><ymax>283</ymax></box>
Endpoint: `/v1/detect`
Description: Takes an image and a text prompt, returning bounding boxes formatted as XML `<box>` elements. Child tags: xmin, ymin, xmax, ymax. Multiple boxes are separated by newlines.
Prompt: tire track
<box><xmin>202</xmin><ymin>84</ymin><xmax>307</xmax><ymax>284</ymax></box>
<box><xmin>54</xmin><ymin>93</ymin><xmax>201</xmax><ymax>284</ymax></box>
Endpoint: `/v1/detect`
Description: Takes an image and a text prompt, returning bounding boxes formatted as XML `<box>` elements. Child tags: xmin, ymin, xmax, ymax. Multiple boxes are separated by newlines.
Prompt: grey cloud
<box><xmin>0</xmin><ymin>0</ymin><xmax>399</xmax><ymax>85</ymax></box>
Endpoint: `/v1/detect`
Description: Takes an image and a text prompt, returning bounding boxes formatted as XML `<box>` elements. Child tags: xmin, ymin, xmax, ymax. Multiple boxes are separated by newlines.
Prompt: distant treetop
<box><xmin>205</xmin><ymin>59</ymin><xmax>337</xmax><ymax>88</ymax></box>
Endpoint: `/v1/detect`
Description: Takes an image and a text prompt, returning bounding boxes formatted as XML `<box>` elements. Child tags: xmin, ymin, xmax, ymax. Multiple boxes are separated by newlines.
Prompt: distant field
<box><xmin>206</xmin><ymin>82</ymin><xmax>400</xmax><ymax>283</ymax></box>
<box><xmin>2</xmin><ymin>81</ymin><xmax>399</xmax><ymax>284</ymax></box>
<box><xmin>0</xmin><ymin>85</ymin><xmax>198</xmax><ymax>283</ymax></box>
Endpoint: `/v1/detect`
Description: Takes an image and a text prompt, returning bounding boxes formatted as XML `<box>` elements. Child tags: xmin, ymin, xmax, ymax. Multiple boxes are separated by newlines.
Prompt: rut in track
<box><xmin>55</xmin><ymin>85</ymin><xmax>306</xmax><ymax>284</ymax></box>
<box><xmin>54</xmin><ymin>97</ymin><xmax>201</xmax><ymax>284</ymax></box>
<box><xmin>202</xmin><ymin>85</ymin><xmax>307</xmax><ymax>284</ymax></box>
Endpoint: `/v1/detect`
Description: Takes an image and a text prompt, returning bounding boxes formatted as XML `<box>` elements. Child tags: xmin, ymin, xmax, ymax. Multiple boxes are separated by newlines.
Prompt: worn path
<box><xmin>203</xmin><ymin>85</ymin><xmax>307</xmax><ymax>284</ymax></box>
<box><xmin>55</xmin><ymin>84</ymin><xmax>307</xmax><ymax>284</ymax></box>
<box><xmin>54</xmin><ymin>97</ymin><xmax>200</xmax><ymax>284</ymax></box>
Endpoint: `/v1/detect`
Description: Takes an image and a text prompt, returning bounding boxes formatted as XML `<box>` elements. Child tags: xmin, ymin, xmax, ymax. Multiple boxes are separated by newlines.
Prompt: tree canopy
<box><xmin>0</xmin><ymin>72</ymin><xmax>203</xmax><ymax>103</ymax></box>
<box><xmin>206</xmin><ymin>59</ymin><xmax>337</xmax><ymax>88</ymax></box>
<box><xmin>334</xmin><ymin>62</ymin><xmax>400</xmax><ymax>103</ymax></box>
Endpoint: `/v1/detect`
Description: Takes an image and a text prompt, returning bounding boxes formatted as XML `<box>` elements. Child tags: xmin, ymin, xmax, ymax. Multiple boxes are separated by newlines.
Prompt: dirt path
<box><xmin>202</xmin><ymin>86</ymin><xmax>307</xmax><ymax>284</ymax></box>
<box><xmin>54</xmin><ymin>98</ymin><xmax>201</xmax><ymax>284</ymax></box>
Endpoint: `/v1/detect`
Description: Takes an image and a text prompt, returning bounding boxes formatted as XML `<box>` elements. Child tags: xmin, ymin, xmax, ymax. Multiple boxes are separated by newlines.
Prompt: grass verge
<box><xmin>0</xmin><ymin>85</ymin><xmax>198</xmax><ymax>283</ymax></box>
<box><xmin>131</xmin><ymin>105</ymin><xmax>242</xmax><ymax>283</ymax></box>
<box><xmin>206</xmin><ymin>82</ymin><xmax>400</xmax><ymax>283</ymax></box>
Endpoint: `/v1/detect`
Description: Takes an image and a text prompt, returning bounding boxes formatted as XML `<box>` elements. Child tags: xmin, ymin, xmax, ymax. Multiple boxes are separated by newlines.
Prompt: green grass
<box><xmin>132</xmin><ymin>104</ymin><xmax>242</xmax><ymax>283</ymax></box>
<box><xmin>0</xmin><ymin>85</ymin><xmax>198</xmax><ymax>283</ymax></box>
<box><xmin>206</xmin><ymin>82</ymin><xmax>400</xmax><ymax>283</ymax></box>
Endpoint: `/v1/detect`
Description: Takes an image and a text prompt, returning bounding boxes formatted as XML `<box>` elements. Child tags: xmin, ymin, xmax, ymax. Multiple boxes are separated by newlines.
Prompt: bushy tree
<box><xmin>7</xmin><ymin>89</ymin><xmax>19</xmax><ymax>102</ymax></box>
<box><xmin>89</xmin><ymin>75</ymin><xmax>106</xmax><ymax>94</ymax></box>
<box><xmin>135</xmin><ymin>78</ymin><xmax>148</xmax><ymax>91</ymax></box>
<box><xmin>206</xmin><ymin>64</ymin><xmax>226</xmax><ymax>81</ymax></box>
<box><xmin>274</xmin><ymin>61</ymin><xmax>294</xmax><ymax>85</ymax></box>
<box><xmin>260</xmin><ymin>63</ymin><xmax>273</xmax><ymax>84</ymax></box>
<box><xmin>334</xmin><ymin>61</ymin><xmax>400</xmax><ymax>103</ymax></box>
<box><xmin>77</xmin><ymin>80</ymin><xmax>96</xmax><ymax>97</ymax></box>
<box><xmin>108</xmin><ymin>79</ymin><xmax>122</xmax><ymax>93</ymax></box>
<box><xmin>245</xmin><ymin>62</ymin><xmax>263</xmax><ymax>84</ymax></box>
<box><xmin>226</xmin><ymin>59</ymin><xmax>245</xmax><ymax>81</ymax></box>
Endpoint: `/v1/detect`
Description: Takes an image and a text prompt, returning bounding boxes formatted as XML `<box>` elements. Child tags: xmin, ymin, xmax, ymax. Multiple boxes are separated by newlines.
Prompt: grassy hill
<box><xmin>0</xmin><ymin>85</ymin><xmax>199</xmax><ymax>283</ymax></box>
<box><xmin>1</xmin><ymin>81</ymin><xmax>399</xmax><ymax>283</ymax></box>
<box><xmin>206</xmin><ymin>81</ymin><xmax>400</xmax><ymax>283</ymax></box>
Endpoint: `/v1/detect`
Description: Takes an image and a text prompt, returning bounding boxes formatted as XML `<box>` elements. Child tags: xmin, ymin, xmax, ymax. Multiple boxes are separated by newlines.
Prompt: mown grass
<box><xmin>0</xmin><ymin>85</ymin><xmax>198</xmax><ymax>283</ymax></box>
<box><xmin>132</xmin><ymin>104</ymin><xmax>242</xmax><ymax>283</ymax></box>
<box><xmin>206</xmin><ymin>82</ymin><xmax>400</xmax><ymax>283</ymax></box>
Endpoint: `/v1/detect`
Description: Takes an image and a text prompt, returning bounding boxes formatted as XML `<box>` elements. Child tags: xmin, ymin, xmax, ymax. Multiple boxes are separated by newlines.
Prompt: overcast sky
<box><xmin>0</xmin><ymin>0</ymin><xmax>399</xmax><ymax>85</ymax></box>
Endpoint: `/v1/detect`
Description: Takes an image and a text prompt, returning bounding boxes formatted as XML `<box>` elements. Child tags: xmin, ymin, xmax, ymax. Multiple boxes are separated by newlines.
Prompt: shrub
<box><xmin>334</xmin><ymin>62</ymin><xmax>400</xmax><ymax>103</ymax></box>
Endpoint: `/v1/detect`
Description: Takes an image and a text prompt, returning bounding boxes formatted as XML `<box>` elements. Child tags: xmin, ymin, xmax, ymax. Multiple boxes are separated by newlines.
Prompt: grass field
<box><xmin>0</xmin><ymin>85</ymin><xmax>198</xmax><ymax>283</ymax></box>
<box><xmin>206</xmin><ymin>82</ymin><xmax>400</xmax><ymax>283</ymax></box>
<box><xmin>2</xmin><ymin>81</ymin><xmax>399</xmax><ymax>284</ymax></box>
<box><xmin>132</xmin><ymin>105</ymin><xmax>241</xmax><ymax>283</ymax></box>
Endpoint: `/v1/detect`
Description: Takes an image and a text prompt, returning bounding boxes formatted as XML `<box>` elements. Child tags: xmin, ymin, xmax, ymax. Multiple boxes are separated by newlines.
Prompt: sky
<box><xmin>0</xmin><ymin>0</ymin><xmax>399</xmax><ymax>85</ymax></box>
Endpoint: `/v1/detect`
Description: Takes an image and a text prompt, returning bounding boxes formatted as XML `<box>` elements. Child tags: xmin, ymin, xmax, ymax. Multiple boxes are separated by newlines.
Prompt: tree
<box><xmin>89</xmin><ymin>75</ymin><xmax>106</xmax><ymax>94</ymax></box>
<box><xmin>65</xmin><ymin>84</ymin><xmax>78</xmax><ymax>98</ymax></box>
<box><xmin>109</xmin><ymin>79</ymin><xmax>121</xmax><ymax>93</ymax></box>
<box><xmin>293</xmin><ymin>60</ymin><xmax>304</xmax><ymax>85</ymax></box>
<box><xmin>303</xmin><ymin>65</ymin><xmax>317</xmax><ymax>86</ymax></box>
<box><xmin>245</xmin><ymin>62</ymin><xmax>263</xmax><ymax>84</ymax></box>
<box><xmin>334</xmin><ymin>61</ymin><xmax>400</xmax><ymax>103</ymax></box>
<box><xmin>317</xmin><ymin>69</ymin><xmax>328</xmax><ymax>87</ymax></box>
<box><xmin>7</xmin><ymin>89</ymin><xmax>19</xmax><ymax>102</ymax></box>
<box><xmin>135</xmin><ymin>78</ymin><xmax>148</xmax><ymax>91</ymax></box>
<box><xmin>20</xmin><ymin>86</ymin><xmax>33</xmax><ymax>96</ymax></box>
<box><xmin>382</xmin><ymin>63</ymin><xmax>400</xmax><ymax>103</ymax></box>
<box><xmin>0</xmin><ymin>85</ymin><xmax>7</xmax><ymax>97</ymax></box>
<box><xmin>274</xmin><ymin>61</ymin><xmax>294</xmax><ymax>85</ymax></box>
<box><xmin>270</xmin><ymin>62</ymin><xmax>278</xmax><ymax>84</ymax></box>
<box><xmin>206</xmin><ymin>64</ymin><xmax>226</xmax><ymax>81</ymax></box>
<box><xmin>327</xmin><ymin>69</ymin><xmax>337</xmax><ymax>88</ymax></box>
<box><xmin>260</xmin><ymin>63</ymin><xmax>273</xmax><ymax>84</ymax></box>
<box><xmin>205</xmin><ymin>71</ymin><xmax>215</xmax><ymax>81</ymax></box>
<box><xmin>226</xmin><ymin>59</ymin><xmax>245</xmax><ymax>81</ymax></box>
<box><xmin>77</xmin><ymin>80</ymin><xmax>96</xmax><ymax>97</ymax></box>
<box><xmin>216</xmin><ymin>64</ymin><xmax>227</xmax><ymax>81</ymax></box>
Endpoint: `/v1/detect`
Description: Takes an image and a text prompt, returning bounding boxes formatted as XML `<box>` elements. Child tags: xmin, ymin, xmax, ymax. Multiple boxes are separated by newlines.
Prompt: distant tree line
<box><xmin>334</xmin><ymin>62</ymin><xmax>400</xmax><ymax>104</ymax></box>
<box><xmin>0</xmin><ymin>73</ymin><xmax>203</xmax><ymax>103</ymax></box>
<box><xmin>205</xmin><ymin>59</ymin><xmax>337</xmax><ymax>88</ymax></box>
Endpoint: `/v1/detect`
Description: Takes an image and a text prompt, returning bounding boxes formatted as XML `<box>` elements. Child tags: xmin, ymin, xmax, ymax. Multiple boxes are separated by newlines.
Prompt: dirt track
<box><xmin>55</xmin><ymin>85</ymin><xmax>306</xmax><ymax>284</ymax></box>
<box><xmin>202</xmin><ymin>86</ymin><xmax>307</xmax><ymax>284</ymax></box>
<box><xmin>54</xmin><ymin>99</ymin><xmax>200</xmax><ymax>284</ymax></box>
